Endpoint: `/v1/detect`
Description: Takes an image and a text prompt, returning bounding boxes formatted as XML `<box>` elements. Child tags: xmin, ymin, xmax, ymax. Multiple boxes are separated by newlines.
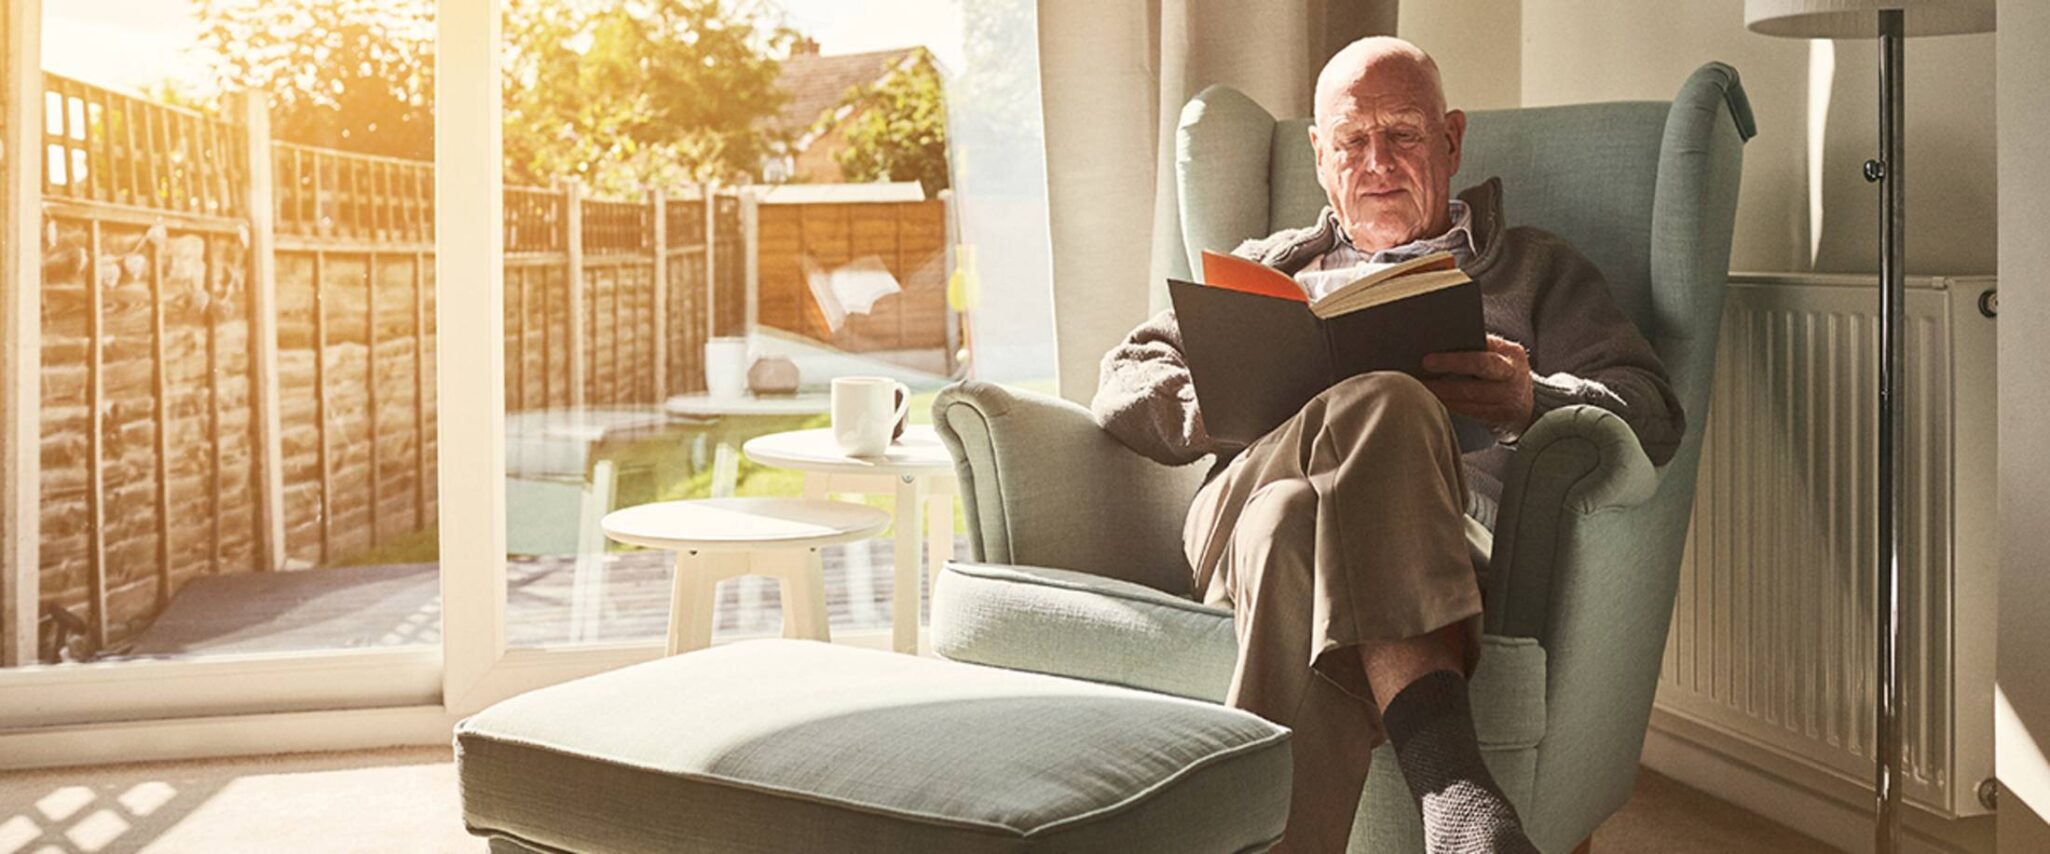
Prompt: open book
<box><xmin>1168</xmin><ymin>250</ymin><xmax>1494</xmax><ymax>451</ymax></box>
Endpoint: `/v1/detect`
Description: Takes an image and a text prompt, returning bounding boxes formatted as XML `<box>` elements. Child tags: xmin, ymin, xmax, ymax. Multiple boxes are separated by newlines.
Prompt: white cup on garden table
<box><xmin>831</xmin><ymin>376</ymin><xmax>909</xmax><ymax>457</ymax></box>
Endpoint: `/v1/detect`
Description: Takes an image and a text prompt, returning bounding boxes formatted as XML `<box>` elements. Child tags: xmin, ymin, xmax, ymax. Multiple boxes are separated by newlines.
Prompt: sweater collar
<box><xmin>1302</xmin><ymin>176</ymin><xmax>1507</xmax><ymax>275</ymax></box>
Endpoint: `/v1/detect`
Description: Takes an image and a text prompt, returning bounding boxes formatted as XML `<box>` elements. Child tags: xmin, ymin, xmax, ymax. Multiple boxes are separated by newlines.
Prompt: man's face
<box><xmin>1310</xmin><ymin>65</ymin><xmax>1464</xmax><ymax>252</ymax></box>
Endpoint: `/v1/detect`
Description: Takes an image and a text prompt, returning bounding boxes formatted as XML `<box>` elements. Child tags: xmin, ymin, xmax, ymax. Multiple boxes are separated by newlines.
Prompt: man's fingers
<box><xmin>1422</xmin><ymin>377</ymin><xmax>1503</xmax><ymax>405</ymax></box>
<box><xmin>1422</xmin><ymin>351</ymin><xmax>1516</xmax><ymax>381</ymax></box>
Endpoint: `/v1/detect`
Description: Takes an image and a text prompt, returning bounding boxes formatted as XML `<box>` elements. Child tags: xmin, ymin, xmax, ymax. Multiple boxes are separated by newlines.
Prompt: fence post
<box><xmin>742</xmin><ymin>187</ymin><xmax>758</xmax><ymax>337</ymax></box>
<box><xmin>651</xmin><ymin>187</ymin><xmax>668</xmax><ymax>400</ymax></box>
<box><xmin>704</xmin><ymin>181</ymin><xmax>718</xmax><ymax>338</ymax></box>
<box><xmin>1</xmin><ymin>0</ymin><xmax>42</xmax><ymax>664</ymax></box>
<box><xmin>566</xmin><ymin>181</ymin><xmax>586</xmax><ymax>409</ymax></box>
<box><xmin>238</xmin><ymin>89</ymin><xmax>289</xmax><ymax>573</ymax></box>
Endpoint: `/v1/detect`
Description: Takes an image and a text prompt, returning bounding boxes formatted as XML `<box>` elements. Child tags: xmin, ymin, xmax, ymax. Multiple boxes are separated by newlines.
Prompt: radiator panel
<box><xmin>1656</xmin><ymin>274</ymin><xmax>1996</xmax><ymax>819</ymax></box>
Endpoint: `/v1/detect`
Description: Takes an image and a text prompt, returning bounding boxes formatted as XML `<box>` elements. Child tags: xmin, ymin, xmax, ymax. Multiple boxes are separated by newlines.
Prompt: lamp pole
<box><xmin>1870</xmin><ymin>8</ymin><xmax>1906</xmax><ymax>853</ymax></box>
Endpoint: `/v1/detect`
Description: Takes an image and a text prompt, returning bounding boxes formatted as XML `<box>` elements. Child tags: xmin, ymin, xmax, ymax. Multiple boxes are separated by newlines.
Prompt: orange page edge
<box><xmin>1200</xmin><ymin>250</ymin><xmax>1309</xmax><ymax>303</ymax></box>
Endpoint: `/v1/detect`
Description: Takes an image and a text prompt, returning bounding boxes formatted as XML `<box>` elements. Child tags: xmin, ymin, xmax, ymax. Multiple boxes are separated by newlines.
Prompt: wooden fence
<box><xmin>18</xmin><ymin>74</ymin><xmax>957</xmax><ymax>660</ymax></box>
<box><xmin>756</xmin><ymin>191</ymin><xmax>955</xmax><ymax>375</ymax></box>
<box><xmin>26</xmin><ymin>76</ymin><xmax>751</xmax><ymax>655</ymax></box>
<box><xmin>38</xmin><ymin>74</ymin><xmax>261</xmax><ymax>652</ymax></box>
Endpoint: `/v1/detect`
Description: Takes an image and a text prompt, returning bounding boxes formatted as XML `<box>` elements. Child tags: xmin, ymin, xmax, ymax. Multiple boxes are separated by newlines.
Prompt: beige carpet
<box><xmin>0</xmin><ymin>747</ymin><xmax>1833</xmax><ymax>853</ymax></box>
<box><xmin>0</xmin><ymin>747</ymin><xmax>481</xmax><ymax>853</ymax></box>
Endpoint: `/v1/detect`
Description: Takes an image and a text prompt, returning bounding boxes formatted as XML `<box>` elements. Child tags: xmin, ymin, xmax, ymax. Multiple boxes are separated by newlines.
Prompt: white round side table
<box><xmin>601</xmin><ymin>498</ymin><xmax>891</xmax><ymax>655</ymax></box>
<box><xmin>741</xmin><ymin>426</ymin><xmax>958</xmax><ymax>654</ymax></box>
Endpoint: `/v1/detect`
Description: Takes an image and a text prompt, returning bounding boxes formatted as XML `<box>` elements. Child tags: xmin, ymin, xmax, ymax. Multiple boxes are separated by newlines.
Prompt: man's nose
<box><xmin>1359</xmin><ymin>139</ymin><xmax>1395</xmax><ymax>174</ymax></box>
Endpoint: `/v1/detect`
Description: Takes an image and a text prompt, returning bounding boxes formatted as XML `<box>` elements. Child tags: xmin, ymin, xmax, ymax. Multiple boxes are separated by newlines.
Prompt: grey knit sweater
<box><xmin>1090</xmin><ymin>178</ymin><xmax>1683</xmax><ymax>503</ymax></box>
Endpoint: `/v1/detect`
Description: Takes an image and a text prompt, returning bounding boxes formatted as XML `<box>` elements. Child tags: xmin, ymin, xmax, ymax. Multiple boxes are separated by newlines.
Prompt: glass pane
<box><xmin>15</xmin><ymin>0</ymin><xmax>440</xmax><ymax>665</ymax></box>
<box><xmin>499</xmin><ymin>0</ymin><xmax>1053</xmax><ymax>649</ymax></box>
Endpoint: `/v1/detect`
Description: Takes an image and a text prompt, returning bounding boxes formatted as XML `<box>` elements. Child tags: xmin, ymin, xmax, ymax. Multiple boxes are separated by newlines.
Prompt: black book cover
<box><xmin>1167</xmin><ymin>278</ymin><xmax>1495</xmax><ymax>451</ymax></box>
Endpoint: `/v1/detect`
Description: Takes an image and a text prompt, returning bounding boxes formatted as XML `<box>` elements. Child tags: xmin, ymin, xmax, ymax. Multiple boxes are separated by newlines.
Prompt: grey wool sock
<box><xmin>1382</xmin><ymin>669</ymin><xmax>1540</xmax><ymax>854</ymax></box>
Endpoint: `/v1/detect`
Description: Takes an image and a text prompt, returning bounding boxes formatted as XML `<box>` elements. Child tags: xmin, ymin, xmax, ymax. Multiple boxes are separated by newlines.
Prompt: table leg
<box><xmin>925</xmin><ymin>484</ymin><xmax>953</xmax><ymax>606</ymax></box>
<box><xmin>892</xmin><ymin>475</ymin><xmax>925</xmax><ymax>654</ymax></box>
<box><xmin>571</xmin><ymin>459</ymin><xmax>617</xmax><ymax>643</ymax></box>
<box><xmin>776</xmin><ymin>548</ymin><xmax>832</xmax><ymax>643</ymax></box>
<box><xmin>667</xmin><ymin>550</ymin><xmax>717</xmax><ymax>655</ymax></box>
<box><xmin>711</xmin><ymin>442</ymin><xmax>740</xmax><ymax>498</ymax></box>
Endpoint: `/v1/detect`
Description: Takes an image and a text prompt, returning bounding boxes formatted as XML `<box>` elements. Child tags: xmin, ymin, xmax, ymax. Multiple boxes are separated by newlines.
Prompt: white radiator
<box><xmin>1653</xmin><ymin>272</ymin><xmax>1999</xmax><ymax>823</ymax></box>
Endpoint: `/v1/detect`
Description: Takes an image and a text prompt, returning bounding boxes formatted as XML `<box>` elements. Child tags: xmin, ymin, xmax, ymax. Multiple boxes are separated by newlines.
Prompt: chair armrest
<box><xmin>1484</xmin><ymin>404</ymin><xmax>1659</xmax><ymax>638</ymax></box>
<box><xmin>931</xmin><ymin>381</ymin><xmax>1211</xmax><ymax>596</ymax></box>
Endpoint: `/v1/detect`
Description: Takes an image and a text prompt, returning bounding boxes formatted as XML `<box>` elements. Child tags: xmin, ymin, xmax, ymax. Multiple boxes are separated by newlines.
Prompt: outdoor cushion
<box><xmin>455</xmin><ymin>639</ymin><xmax>1292</xmax><ymax>853</ymax></box>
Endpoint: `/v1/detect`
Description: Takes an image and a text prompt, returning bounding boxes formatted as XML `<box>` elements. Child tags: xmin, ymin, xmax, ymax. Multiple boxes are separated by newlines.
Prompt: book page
<box><xmin>1199</xmin><ymin>250</ymin><xmax>1309</xmax><ymax>303</ymax></box>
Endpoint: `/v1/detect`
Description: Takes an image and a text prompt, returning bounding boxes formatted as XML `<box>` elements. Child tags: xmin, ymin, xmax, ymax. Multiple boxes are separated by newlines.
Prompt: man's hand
<box><xmin>1420</xmin><ymin>334</ymin><xmax>1534</xmax><ymax>437</ymax></box>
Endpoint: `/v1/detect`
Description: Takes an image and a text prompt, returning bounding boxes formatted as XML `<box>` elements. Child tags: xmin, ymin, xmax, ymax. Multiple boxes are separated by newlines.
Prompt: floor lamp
<box><xmin>1742</xmin><ymin>2</ymin><xmax>1996</xmax><ymax>851</ymax></box>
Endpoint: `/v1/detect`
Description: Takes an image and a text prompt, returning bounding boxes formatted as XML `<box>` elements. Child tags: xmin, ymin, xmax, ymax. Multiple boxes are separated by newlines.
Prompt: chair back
<box><xmin>1175</xmin><ymin>65</ymin><xmax>1755</xmax><ymax>427</ymax></box>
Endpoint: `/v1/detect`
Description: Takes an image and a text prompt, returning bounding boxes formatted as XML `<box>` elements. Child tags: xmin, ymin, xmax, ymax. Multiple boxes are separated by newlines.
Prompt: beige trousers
<box><xmin>1183</xmin><ymin>371</ymin><xmax>1489</xmax><ymax>854</ymax></box>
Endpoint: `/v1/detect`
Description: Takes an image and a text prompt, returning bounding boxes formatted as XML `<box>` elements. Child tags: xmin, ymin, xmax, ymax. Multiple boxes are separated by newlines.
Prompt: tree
<box><xmin>191</xmin><ymin>0</ymin><xmax>793</xmax><ymax>193</ymax></box>
<box><xmin>193</xmin><ymin>0</ymin><xmax>435</xmax><ymax>159</ymax></box>
<box><xmin>833</xmin><ymin>50</ymin><xmax>950</xmax><ymax>199</ymax></box>
<box><xmin>503</xmin><ymin>0</ymin><xmax>796</xmax><ymax>194</ymax></box>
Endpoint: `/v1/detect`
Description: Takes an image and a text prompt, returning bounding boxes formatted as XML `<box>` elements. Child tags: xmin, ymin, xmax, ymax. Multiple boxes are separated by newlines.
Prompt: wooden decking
<box><xmin>120</xmin><ymin>536</ymin><xmax>966</xmax><ymax>658</ymax></box>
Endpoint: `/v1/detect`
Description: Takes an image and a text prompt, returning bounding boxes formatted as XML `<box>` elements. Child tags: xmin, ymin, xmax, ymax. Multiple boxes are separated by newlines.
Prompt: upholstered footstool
<box><xmin>455</xmin><ymin>640</ymin><xmax>1292</xmax><ymax>853</ymax></box>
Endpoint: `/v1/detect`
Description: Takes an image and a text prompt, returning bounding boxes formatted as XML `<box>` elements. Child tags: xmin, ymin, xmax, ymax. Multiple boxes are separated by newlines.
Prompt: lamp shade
<box><xmin>1746</xmin><ymin>0</ymin><xmax>1994</xmax><ymax>38</ymax></box>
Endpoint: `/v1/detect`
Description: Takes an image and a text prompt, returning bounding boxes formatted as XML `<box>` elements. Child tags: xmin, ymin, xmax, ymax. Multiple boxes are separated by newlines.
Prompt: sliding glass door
<box><xmin>0</xmin><ymin>0</ymin><xmax>1055</xmax><ymax>760</ymax></box>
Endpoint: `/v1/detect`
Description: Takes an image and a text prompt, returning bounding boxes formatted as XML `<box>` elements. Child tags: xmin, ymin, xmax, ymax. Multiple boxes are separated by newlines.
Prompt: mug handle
<box><xmin>890</xmin><ymin>382</ymin><xmax>911</xmax><ymax>435</ymax></box>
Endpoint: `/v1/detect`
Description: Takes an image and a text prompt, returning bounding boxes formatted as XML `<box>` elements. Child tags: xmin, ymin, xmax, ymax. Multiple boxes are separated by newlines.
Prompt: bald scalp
<box><xmin>1313</xmin><ymin>36</ymin><xmax>1447</xmax><ymax>129</ymax></box>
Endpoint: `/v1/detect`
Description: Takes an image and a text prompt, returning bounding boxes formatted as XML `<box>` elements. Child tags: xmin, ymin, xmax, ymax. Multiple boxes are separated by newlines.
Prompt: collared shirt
<box><xmin>1293</xmin><ymin>199</ymin><xmax>1476</xmax><ymax>300</ymax></box>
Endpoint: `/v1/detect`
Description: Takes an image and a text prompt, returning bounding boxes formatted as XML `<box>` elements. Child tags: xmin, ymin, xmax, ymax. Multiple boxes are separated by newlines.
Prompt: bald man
<box><xmin>1093</xmin><ymin>38</ymin><xmax>1683</xmax><ymax>853</ymax></box>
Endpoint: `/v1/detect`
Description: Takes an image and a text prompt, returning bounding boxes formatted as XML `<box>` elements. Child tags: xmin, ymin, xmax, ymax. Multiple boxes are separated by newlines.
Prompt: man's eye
<box><xmin>1390</xmin><ymin>130</ymin><xmax>1423</xmax><ymax>147</ymax></box>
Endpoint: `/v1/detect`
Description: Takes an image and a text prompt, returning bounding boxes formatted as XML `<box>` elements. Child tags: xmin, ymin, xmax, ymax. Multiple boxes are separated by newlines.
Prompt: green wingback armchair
<box><xmin>928</xmin><ymin>63</ymin><xmax>1753</xmax><ymax>852</ymax></box>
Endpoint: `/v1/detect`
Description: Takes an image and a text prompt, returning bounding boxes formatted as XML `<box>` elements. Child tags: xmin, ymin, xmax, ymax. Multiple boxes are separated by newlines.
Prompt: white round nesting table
<box><xmin>742</xmin><ymin>426</ymin><xmax>958</xmax><ymax>654</ymax></box>
<box><xmin>602</xmin><ymin>498</ymin><xmax>891</xmax><ymax>655</ymax></box>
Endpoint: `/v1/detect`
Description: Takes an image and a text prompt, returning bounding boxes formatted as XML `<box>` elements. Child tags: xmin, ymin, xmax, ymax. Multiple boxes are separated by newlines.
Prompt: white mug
<box><xmin>704</xmin><ymin>338</ymin><xmax>749</xmax><ymax>399</ymax></box>
<box><xmin>832</xmin><ymin>376</ymin><xmax>909</xmax><ymax>457</ymax></box>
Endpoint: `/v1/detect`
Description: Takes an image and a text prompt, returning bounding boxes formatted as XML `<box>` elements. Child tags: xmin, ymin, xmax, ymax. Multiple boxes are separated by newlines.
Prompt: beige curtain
<box><xmin>1036</xmin><ymin>0</ymin><xmax>1397</xmax><ymax>402</ymax></box>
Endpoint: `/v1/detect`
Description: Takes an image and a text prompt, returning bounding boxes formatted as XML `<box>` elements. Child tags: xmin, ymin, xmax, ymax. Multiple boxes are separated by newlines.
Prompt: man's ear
<box><xmin>1308</xmin><ymin>124</ymin><xmax>1325</xmax><ymax>171</ymax></box>
<box><xmin>1444</xmin><ymin>109</ymin><xmax>1467</xmax><ymax>173</ymax></box>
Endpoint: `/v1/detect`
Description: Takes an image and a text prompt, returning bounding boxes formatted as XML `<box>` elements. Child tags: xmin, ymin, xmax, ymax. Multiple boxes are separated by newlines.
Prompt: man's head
<box><xmin>1310</xmin><ymin>37</ymin><xmax>1465</xmax><ymax>252</ymax></box>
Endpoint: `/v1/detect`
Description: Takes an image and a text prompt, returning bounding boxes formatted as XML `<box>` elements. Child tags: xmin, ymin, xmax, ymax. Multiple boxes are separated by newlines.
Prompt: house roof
<box><xmin>770</xmin><ymin>47</ymin><xmax>922</xmax><ymax>141</ymax></box>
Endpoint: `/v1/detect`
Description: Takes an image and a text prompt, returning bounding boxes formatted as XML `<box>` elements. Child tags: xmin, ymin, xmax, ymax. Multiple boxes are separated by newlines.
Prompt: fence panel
<box><xmin>270</xmin><ymin>144</ymin><xmax>436</xmax><ymax>567</ymax></box>
<box><xmin>39</xmin><ymin>207</ymin><xmax>257</xmax><ymax>649</ymax></box>
<box><xmin>714</xmin><ymin>193</ymin><xmax>744</xmax><ymax>338</ymax></box>
<box><xmin>43</xmin><ymin>73</ymin><xmax>246</xmax><ymax>217</ymax></box>
<box><xmin>35</xmin><ymin>76</ymin><xmax>259</xmax><ymax>651</ymax></box>
<box><xmin>755</xmin><ymin>196</ymin><xmax>952</xmax><ymax>374</ymax></box>
<box><xmin>664</xmin><ymin>194</ymin><xmax>709</xmax><ymax>396</ymax></box>
<box><xmin>579</xmin><ymin>197</ymin><xmax>656</xmax><ymax>406</ymax></box>
<box><xmin>505</xmin><ymin>186</ymin><xmax>569</xmax><ymax>411</ymax></box>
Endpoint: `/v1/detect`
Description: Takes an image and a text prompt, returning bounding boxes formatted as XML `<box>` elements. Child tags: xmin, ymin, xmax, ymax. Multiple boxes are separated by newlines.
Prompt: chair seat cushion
<box><xmin>456</xmin><ymin>639</ymin><xmax>1292</xmax><ymax>853</ymax></box>
<box><xmin>933</xmin><ymin>561</ymin><xmax>1241</xmax><ymax>701</ymax></box>
<box><xmin>930</xmin><ymin>560</ymin><xmax>1547</xmax><ymax>749</ymax></box>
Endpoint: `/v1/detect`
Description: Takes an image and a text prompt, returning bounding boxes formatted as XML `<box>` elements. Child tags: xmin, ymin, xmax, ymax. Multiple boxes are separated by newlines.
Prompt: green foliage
<box><xmin>191</xmin><ymin>0</ymin><xmax>794</xmax><ymax>192</ymax></box>
<box><xmin>193</xmin><ymin>0</ymin><xmax>436</xmax><ymax>159</ymax></box>
<box><xmin>833</xmin><ymin>51</ymin><xmax>950</xmax><ymax>198</ymax></box>
<box><xmin>504</xmin><ymin>0</ymin><xmax>796</xmax><ymax>194</ymax></box>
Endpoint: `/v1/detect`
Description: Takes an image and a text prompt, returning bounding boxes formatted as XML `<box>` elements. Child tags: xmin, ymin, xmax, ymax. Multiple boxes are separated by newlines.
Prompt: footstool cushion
<box><xmin>455</xmin><ymin>640</ymin><xmax>1292</xmax><ymax>853</ymax></box>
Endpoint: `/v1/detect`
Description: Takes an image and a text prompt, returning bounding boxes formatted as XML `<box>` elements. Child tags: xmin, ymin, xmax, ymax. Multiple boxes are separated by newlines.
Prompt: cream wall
<box><xmin>1998</xmin><ymin>0</ymin><xmax>2050</xmax><ymax>846</ymax></box>
<box><xmin>1397</xmin><ymin>0</ymin><xmax>1521</xmax><ymax>112</ymax></box>
<box><xmin>1516</xmin><ymin>0</ymin><xmax>1996</xmax><ymax>276</ymax></box>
